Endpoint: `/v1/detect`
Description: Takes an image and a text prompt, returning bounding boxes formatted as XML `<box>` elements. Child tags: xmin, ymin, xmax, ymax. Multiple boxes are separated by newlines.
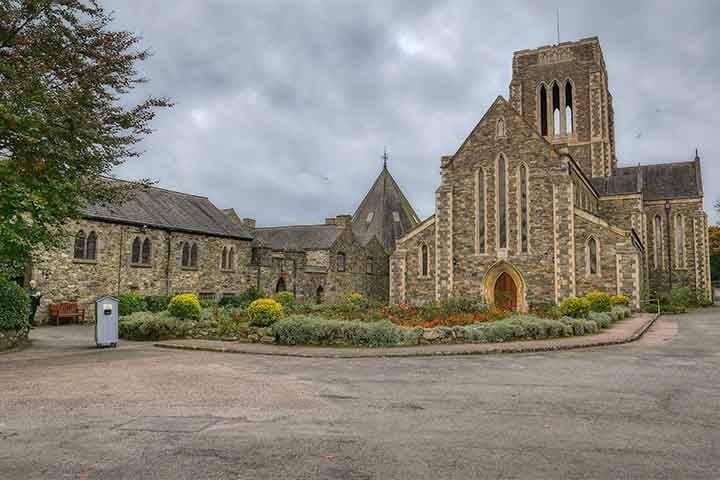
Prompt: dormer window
<box><xmin>366</xmin><ymin>212</ymin><xmax>374</xmax><ymax>223</ymax></box>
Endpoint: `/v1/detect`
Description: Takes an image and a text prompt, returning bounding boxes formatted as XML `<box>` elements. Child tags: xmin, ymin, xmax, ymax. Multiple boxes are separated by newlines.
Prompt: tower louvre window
<box><xmin>539</xmin><ymin>85</ymin><xmax>548</xmax><ymax>136</ymax></box>
<box><xmin>552</xmin><ymin>82</ymin><xmax>560</xmax><ymax>136</ymax></box>
<box><xmin>565</xmin><ymin>81</ymin><xmax>574</xmax><ymax>135</ymax></box>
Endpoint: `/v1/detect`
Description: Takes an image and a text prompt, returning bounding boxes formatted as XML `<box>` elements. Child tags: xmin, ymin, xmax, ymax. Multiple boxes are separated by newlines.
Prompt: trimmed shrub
<box><xmin>119</xmin><ymin>311</ymin><xmax>194</xmax><ymax>341</ymax></box>
<box><xmin>273</xmin><ymin>291</ymin><xmax>296</xmax><ymax>309</ymax></box>
<box><xmin>585</xmin><ymin>291</ymin><xmax>612</xmax><ymax>312</ymax></box>
<box><xmin>168</xmin><ymin>293</ymin><xmax>202</xmax><ymax>320</ymax></box>
<box><xmin>610</xmin><ymin>294</ymin><xmax>630</xmax><ymax>307</ymax></box>
<box><xmin>611</xmin><ymin>306</ymin><xmax>631</xmax><ymax>319</ymax></box>
<box><xmin>247</xmin><ymin>298</ymin><xmax>284</xmax><ymax>327</ymax></box>
<box><xmin>0</xmin><ymin>280</ymin><xmax>30</xmax><ymax>331</ymax></box>
<box><xmin>588</xmin><ymin>311</ymin><xmax>612</xmax><ymax>329</ymax></box>
<box><xmin>145</xmin><ymin>295</ymin><xmax>170</xmax><ymax>312</ymax></box>
<box><xmin>559</xmin><ymin>296</ymin><xmax>591</xmax><ymax>318</ymax></box>
<box><xmin>118</xmin><ymin>292</ymin><xmax>147</xmax><ymax>316</ymax></box>
<box><xmin>439</xmin><ymin>297</ymin><xmax>485</xmax><ymax>316</ymax></box>
<box><xmin>271</xmin><ymin>316</ymin><xmax>416</xmax><ymax>347</ymax></box>
<box><xmin>345</xmin><ymin>292</ymin><xmax>365</xmax><ymax>305</ymax></box>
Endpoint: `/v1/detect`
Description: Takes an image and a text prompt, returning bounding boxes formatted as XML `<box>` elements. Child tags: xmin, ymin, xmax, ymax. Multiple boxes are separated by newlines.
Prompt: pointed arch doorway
<box><xmin>483</xmin><ymin>261</ymin><xmax>526</xmax><ymax>311</ymax></box>
<box><xmin>494</xmin><ymin>272</ymin><xmax>517</xmax><ymax>310</ymax></box>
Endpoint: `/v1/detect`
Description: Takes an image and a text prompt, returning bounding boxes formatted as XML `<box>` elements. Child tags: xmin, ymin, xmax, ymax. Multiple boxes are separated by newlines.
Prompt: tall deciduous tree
<box><xmin>0</xmin><ymin>0</ymin><xmax>170</xmax><ymax>277</ymax></box>
<box><xmin>708</xmin><ymin>225</ymin><xmax>720</xmax><ymax>281</ymax></box>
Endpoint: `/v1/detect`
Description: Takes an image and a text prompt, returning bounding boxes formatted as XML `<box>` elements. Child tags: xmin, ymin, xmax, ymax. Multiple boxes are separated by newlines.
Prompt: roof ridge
<box><xmin>255</xmin><ymin>223</ymin><xmax>337</xmax><ymax>230</ymax></box>
<box><xmin>102</xmin><ymin>176</ymin><xmax>210</xmax><ymax>200</ymax></box>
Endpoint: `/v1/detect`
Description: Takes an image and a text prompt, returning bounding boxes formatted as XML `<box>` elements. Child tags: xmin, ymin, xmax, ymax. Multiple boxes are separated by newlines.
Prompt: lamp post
<box><xmin>665</xmin><ymin>201</ymin><xmax>673</xmax><ymax>291</ymax></box>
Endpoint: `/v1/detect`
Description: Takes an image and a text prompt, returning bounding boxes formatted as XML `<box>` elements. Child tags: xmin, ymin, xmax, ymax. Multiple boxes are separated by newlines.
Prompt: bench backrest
<box><xmin>51</xmin><ymin>302</ymin><xmax>81</xmax><ymax>314</ymax></box>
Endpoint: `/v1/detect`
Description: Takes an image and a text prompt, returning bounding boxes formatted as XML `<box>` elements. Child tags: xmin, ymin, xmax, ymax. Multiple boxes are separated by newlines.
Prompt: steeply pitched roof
<box><xmin>81</xmin><ymin>181</ymin><xmax>253</xmax><ymax>240</ymax></box>
<box><xmin>252</xmin><ymin>224</ymin><xmax>343</xmax><ymax>251</ymax></box>
<box><xmin>591</xmin><ymin>160</ymin><xmax>703</xmax><ymax>200</ymax></box>
<box><xmin>351</xmin><ymin>166</ymin><xmax>421</xmax><ymax>252</ymax></box>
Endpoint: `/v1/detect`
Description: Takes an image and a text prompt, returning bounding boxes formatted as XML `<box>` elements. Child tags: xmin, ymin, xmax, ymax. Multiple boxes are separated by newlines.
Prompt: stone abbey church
<box><xmin>30</xmin><ymin>36</ymin><xmax>711</xmax><ymax>321</ymax></box>
<box><xmin>390</xmin><ymin>37</ymin><xmax>711</xmax><ymax>310</ymax></box>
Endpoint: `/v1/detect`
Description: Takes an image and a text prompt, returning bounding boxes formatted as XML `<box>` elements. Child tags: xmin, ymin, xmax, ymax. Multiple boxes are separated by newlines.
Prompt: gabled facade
<box><xmin>391</xmin><ymin>37</ymin><xmax>711</xmax><ymax>310</ymax></box>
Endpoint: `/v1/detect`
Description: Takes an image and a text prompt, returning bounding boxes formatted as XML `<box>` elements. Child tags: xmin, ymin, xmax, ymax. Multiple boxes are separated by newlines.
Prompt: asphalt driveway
<box><xmin>1</xmin><ymin>309</ymin><xmax>718</xmax><ymax>479</ymax></box>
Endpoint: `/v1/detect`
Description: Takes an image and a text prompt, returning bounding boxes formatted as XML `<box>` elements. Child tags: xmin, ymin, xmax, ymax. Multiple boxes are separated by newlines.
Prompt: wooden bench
<box><xmin>49</xmin><ymin>302</ymin><xmax>85</xmax><ymax>326</ymax></box>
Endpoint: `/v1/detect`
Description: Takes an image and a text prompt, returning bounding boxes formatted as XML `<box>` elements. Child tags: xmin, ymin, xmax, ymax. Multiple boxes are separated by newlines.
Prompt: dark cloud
<box><xmin>106</xmin><ymin>0</ymin><xmax>720</xmax><ymax>225</ymax></box>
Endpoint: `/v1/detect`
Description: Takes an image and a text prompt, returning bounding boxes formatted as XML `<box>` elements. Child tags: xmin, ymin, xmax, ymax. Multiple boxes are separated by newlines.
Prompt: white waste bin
<box><xmin>95</xmin><ymin>295</ymin><xmax>119</xmax><ymax>348</ymax></box>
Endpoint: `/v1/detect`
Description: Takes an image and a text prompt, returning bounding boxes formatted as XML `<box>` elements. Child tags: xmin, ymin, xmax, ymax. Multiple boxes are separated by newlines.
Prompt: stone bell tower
<box><xmin>508</xmin><ymin>36</ymin><xmax>617</xmax><ymax>178</ymax></box>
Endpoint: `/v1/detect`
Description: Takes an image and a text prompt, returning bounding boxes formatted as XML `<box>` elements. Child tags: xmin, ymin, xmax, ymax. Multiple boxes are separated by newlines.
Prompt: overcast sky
<box><xmin>106</xmin><ymin>0</ymin><xmax>720</xmax><ymax>226</ymax></box>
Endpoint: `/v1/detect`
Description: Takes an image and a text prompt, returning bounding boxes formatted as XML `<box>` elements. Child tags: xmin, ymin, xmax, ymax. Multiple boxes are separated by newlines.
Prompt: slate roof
<box><xmin>81</xmin><ymin>181</ymin><xmax>253</xmax><ymax>240</ymax></box>
<box><xmin>591</xmin><ymin>160</ymin><xmax>703</xmax><ymax>200</ymax></box>
<box><xmin>252</xmin><ymin>224</ymin><xmax>343</xmax><ymax>251</ymax></box>
<box><xmin>352</xmin><ymin>166</ymin><xmax>421</xmax><ymax>252</ymax></box>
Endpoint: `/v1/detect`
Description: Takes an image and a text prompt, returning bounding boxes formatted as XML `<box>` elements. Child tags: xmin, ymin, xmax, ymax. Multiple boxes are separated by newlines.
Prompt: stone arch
<box><xmin>482</xmin><ymin>260</ymin><xmax>527</xmax><ymax>311</ymax></box>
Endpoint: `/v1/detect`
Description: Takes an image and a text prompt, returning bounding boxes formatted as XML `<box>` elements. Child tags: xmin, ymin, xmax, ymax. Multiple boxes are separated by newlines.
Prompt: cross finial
<box><xmin>382</xmin><ymin>146</ymin><xmax>389</xmax><ymax>169</ymax></box>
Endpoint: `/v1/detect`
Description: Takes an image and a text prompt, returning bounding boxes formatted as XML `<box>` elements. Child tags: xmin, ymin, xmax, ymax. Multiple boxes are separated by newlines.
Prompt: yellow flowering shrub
<box><xmin>247</xmin><ymin>298</ymin><xmax>284</xmax><ymax>326</ymax></box>
<box><xmin>168</xmin><ymin>293</ymin><xmax>201</xmax><ymax>320</ymax></box>
<box><xmin>610</xmin><ymin>294</ymin><xmax>630</xmax><ymax>307</ymax></box>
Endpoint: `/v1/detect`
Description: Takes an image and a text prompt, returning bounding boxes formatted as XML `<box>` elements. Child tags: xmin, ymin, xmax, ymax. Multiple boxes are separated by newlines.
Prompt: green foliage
<box><xmin>118</xmin><ymin>292</ymin><xmax>147</xmax><ymax>317</ymax></box>
<box><xmin>584</xmin><ymin>291</ymin><xmax>612</xmax><ymax>312</ymax></box>
<box><xmin>0</xmin><ymin>1</ymin><xmax>170</xmax><ymax>276</ymax></box>
<box><xmin>144</xmin><ymin>295</ymin><xmax>170</xmax><ymax>312</ymax></box>
<box><xmin>271</xmin><ymin>316</ymin><xmax>417</xmax><ymax>348</ymax></box>
<box><xmin>438</xmin><ymin>297</ymin><xmax>486</xmax><ymax>315</ymax></box>
<box><xmin>168</xmin><ymin>294</ymin><xmax>201</xmax><ymax>320</ymax></box>
<box><xmin>199</xmin><ymin>298</ymin><xmax>217</xmax><ymax>309</ymax></box>
<box><xmin>247</xmin><ymin>298</ymin><xmax>284</xmax><ymax>327</ymax></box>
<box><xmin>588</xmin><ymin>311</ymin><xmax>612</xmax><ymax>329</ymax></box>
<box><xmin>559</xmin><ymin>296</ymin><xmax>591</xmax><ymax>318</ymax></box>
<box><xmin>219</xmin><ymin>287</ymin><xmax>263</xmax><ymax>309</ymax></box>
<box><xmin>610</xmin><ymin>294</ymin><xmax>630</xmax><ymax>307</ymax></box>
<box><xmin>611</xmin><ymin>306</ymin><xmax>631</xmax><ymax>320</ymax></box>
<box><xmin>119</xmin><ymin>311</ymin><xmax>193</xmax><ymax>341</ymax></box>
<box><xmin>0</xmin><ymin>279</ymin><xmax>30</xmax><ymax>331</ymax></box>
<box><xmin>273</xmin><ymin>291</ymin><xmax>296</xmax><ymax>309</ymax></box>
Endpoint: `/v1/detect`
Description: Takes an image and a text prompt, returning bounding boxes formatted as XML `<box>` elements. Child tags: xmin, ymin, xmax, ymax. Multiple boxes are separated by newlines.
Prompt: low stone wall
<box><xmin>0</xmin><ymin>329</ymin><xmax>29</xmax><ymax>351</ymax></box>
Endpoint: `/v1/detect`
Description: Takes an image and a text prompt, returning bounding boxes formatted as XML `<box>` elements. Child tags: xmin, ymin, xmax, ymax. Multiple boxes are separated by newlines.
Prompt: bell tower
<box><xmin>509</xmin><ymin>37</ymin><xmax>616</xmax><ymax>178</ymax></box>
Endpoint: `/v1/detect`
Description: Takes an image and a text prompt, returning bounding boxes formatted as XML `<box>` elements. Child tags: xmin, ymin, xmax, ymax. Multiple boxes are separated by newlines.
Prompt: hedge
<box><xmin>118</xmin><ymin>292</ymin><xmax>147</xmax><ymax>316</ymax></box>
<box><xmin>585</xmin><ymin>291</ymin><xmax>612</xmax><ymax>312</ymax></box>
<box><xmin>272</xmin><ymin>316</ymin><xmax>417</xmax><ymax>347</ymax></box>
<box><xmin>119</xmin><ymin>311</ymin><xmax>195</xmax><ymax>341</ymax></box>
<box><xmin>168</xmin><ymin>293</ymin><xmax>201</xmax><ymax>320</ymax></box>
<box><xmin>0</xmin><ymin>280</ymin><xmax>30</xmax><ymax>331</ymax></box>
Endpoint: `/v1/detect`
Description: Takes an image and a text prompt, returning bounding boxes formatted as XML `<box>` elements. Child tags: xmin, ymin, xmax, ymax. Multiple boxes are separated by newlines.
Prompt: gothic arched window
<box><xmin>190</xmin><ymin>243</ymin><xmax>198</xmax><ymax>268</ymax></box>
<box><xmin>654</xmin><ymin>215</ymin><xmax>663</xmax><ymax>270</ymax></box>
<box><xmin>181</xmin><ymin>242</ymin><xmax>190</xmax><ymax>267</ymax></box>
<box><xmin>131</xmin><ymin>236</ymin><xmax>142</xmax><ymax>264</ymax></box>
<box><xmin>85</xmin><ymin>231</ymin><xmax>97</xmax><ymax>260</ymax></box>
<box><xmin>497</xmin><ymin>154</ymin><xmax>508</xmax><ymax>249</ymax></box>
<box><xmin>420</xmin><ymin>244</ymin><xmax>429</xmax><ymax>277</ymax></box>
<box><xmin>588</xmin><ymin>237</ymin><xmax>598</xmax><ymax>275</ymax></box>
<box><xmin>74</xmin><ymin>230</ymin><xmax>86</xmax><ymax>259</ymax></box>
<box><xmin>221</xmin><ymin>247</ymin><xmax>228</xmax><ymax>270</ymax></box>
<box><xmin>539</xmin><ymin>84</ymin><xmax>548</xmax><ymax>136</ymax></box>
<box><xmin>336</xmin><ymin>252</ymin><xmax>346</xmax><ymax>272</ymax></box>
<box><xmin>141</xmin><ymin>238</ymin><xmax>152</xmax><ymax>265</ymax></box>
<box><xmin>565</xmin><ymin>80</ymin><xmax>574</xmax><ymax>134</ymax></box>
<box><xmin>496</xmin><ymin>118</ymin><xmax>506</xmax><ymax>138</ymax></box>
<box><xmin>366</xmin><ymin>257</ymin><xmax>374</xmax><ymax>274</ymax></box>
<box><xmin>228</xmin><ymin>247</ymin><xmax>235</xmax><ymax>270</ymax></box>
<box><xmin>477</xmin><ymin>168</ymin><xmax>486</xmax><ymax>254</ymax></box>
<box><xmin>519</xmin><ymin>164</ymin><xmax>529</xmax><ymax>253</ymax></box>
<box><xmin>674</xmin><ymin>214</ymin><xmax>686</xmax><ymax>268</ymax></box>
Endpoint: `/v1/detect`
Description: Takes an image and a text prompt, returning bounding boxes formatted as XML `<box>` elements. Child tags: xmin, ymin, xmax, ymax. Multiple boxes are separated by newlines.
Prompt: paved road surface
<box><xmin>1</xmin><ymin>309</ymin><xmax>718</xmax><ymax>479</ymax></box>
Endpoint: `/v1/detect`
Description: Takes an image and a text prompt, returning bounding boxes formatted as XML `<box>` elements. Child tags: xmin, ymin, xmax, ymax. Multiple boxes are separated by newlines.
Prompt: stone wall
<box><xmin>0</xmin><ymin>329</ymin><xmax>28</xmax><ymax>351</ymax></box>
<box><xmin>391</xmin><ymin>217</ymin><xmax>436</xmax><ymax>305</ymax></box>
<box><xmin>31</xmin><ymin>219</ymin><xmax>254</xmax><ymax>323</ymax></box>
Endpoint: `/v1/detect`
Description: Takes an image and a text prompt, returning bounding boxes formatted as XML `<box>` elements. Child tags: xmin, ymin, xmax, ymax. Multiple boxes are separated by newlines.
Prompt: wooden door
<box><xmin>494</xmin><ymin>272</ymin><xmax>517</xmax><ymax>310</ymax></box>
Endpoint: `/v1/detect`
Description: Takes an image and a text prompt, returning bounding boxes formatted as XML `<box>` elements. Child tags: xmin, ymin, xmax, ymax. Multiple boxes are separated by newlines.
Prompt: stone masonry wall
<box><xmin>31</xmin><ymin>219</ymin><xmax>254</xmax><ymax>323</ymax></box>
<box><xmin>392</xmin><ymin>218</ymin><xmax>436</xmax><ymax>305</ymax></box>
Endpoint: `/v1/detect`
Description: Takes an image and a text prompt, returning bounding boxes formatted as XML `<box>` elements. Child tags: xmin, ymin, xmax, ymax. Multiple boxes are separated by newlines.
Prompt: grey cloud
<box><xmin>107</xmin><ymin>0</ymin><xmax>720</xmax><ymax>224</ymax></box>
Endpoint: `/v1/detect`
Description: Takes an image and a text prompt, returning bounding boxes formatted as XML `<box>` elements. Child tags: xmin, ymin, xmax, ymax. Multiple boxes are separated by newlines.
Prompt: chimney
<box><xmin>325</xmin><ymin>217</ymin><xmax>336</xmax><ymax>225</ymax></box>
<box><xmin>335</xmin><ymin>214</ymin><xmax>352</xmax><ymax>228</ymax></box>
<box><xmin>242</xmin><ymin>218</ymin><xmax>256</xmax><ymax>230</ymax></box>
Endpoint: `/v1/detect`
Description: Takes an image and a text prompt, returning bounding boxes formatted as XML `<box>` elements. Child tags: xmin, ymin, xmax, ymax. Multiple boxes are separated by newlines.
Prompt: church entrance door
<box><xmin>493</xmin><ymin>272</ymin><xmax>517</xmax><ymax>310</ymax></box>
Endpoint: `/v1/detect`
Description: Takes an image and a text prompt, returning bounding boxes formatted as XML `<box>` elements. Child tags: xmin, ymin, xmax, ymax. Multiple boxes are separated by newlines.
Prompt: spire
<box><xmin>382</xmin><ymin>146</ymin><xmax>389</xmax><ymax>170</ymax></box>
